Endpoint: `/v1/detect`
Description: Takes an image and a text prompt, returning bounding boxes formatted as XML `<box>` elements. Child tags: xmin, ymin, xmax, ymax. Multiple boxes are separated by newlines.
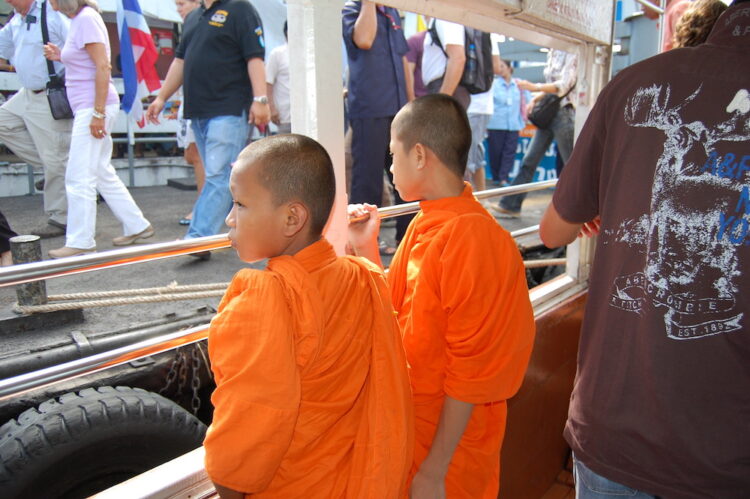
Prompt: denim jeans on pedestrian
<box><xmin>573</xmin><ymin>455</ymin><xmax>658</xmax><ymax>499</ymax></box>
<box><xmin>186</xmin><ymin>114</ymin><xmax>249</xmax><ymax>239</ymax></box>
<box><xmin>499</xmin><ymin>105</ymin><xmax>574</xmax><ymax>213</ymax></box>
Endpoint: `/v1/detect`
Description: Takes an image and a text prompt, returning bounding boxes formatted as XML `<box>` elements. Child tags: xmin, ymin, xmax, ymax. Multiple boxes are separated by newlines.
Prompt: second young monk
<box><xmin>349</xmin><ymin>94</ymin><xmax>536</xmax><ymax>498</ymax></box>
<box><xmin>205</xmin><ymin>134</ymin><xmax>413</xmax><ymax>498</ymax></box>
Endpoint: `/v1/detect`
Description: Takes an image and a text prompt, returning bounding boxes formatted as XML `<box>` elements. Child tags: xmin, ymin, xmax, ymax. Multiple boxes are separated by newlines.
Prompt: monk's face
<box><xmin>226</xmin><ymin>163</ymin><xmax>288</xmax><ymax>263</ymax></box>
<box><xmin>389</xmin><ymin>134</ymin><xmax>421</xmax><ymax>202</ymax></box>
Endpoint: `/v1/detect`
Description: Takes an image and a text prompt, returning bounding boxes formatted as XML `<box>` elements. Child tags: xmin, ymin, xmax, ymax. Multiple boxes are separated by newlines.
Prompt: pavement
<box><xmin>0</xmin><ymin>181</ymin><xmax>553</xmax><ymax>339</ymax></box>
<box><xmin>0</xmin><ymin>184</ymin><xmax>242</xmax><ymax>338</ymax></box>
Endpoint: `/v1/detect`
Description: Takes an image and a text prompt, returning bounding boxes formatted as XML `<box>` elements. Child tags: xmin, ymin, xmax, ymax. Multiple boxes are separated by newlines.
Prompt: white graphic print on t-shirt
<box><xmin>604</xmin><ymin>85</ymin><xmax>749</xmax><ymax>340</ymax></box>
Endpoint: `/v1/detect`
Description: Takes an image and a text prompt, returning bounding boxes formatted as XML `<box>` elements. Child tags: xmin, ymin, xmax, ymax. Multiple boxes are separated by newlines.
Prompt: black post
<box><xmin>10</xmin><ymin>235</ymin><xmax>47</xmax><ymax>307</ymax></box>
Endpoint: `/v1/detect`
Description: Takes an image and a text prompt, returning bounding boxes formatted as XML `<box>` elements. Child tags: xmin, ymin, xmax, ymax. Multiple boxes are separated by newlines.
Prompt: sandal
<box><xmin>179</xmin><ymin>215</ymin><xmax>192</xmax><ymax>226</ymax></box>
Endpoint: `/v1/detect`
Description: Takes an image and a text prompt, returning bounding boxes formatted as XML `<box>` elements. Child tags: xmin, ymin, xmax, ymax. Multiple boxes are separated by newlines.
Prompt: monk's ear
<box><xmin>413</xmin><ymin>143</ymin><xmax>427</xmax><ymax>170</ymax></box>
<box><xmin>284</xmin><ymin>201</ymin><xmax>308</xmax><ymax>237</ymax></box>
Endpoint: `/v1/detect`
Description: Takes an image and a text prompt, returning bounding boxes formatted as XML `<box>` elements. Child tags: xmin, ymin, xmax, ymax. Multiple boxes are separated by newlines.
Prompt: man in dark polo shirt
<box><xmin>147</xmin><ymin>0</ymin><xmax>270</xmax><ymax>244</ymax></box>
<box><xmin>540</xmin><ymin>1</ymin><xmax>750</xmax><ymax>497</ymax></box>
<box><xmin>343</xmin><ymin>0</ymin><xmax>410</xmax><ymax>251</ymax></box>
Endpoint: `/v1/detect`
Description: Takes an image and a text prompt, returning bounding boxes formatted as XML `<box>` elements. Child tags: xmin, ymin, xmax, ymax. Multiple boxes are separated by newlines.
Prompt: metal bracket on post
<box><xmin>9</xmin><ymin>235</ymin><xmax>47</xmax><ymax>307</ymax></box>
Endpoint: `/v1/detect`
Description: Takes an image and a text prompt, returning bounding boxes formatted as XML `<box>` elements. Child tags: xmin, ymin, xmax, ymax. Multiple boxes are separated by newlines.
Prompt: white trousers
<box><xmin>0</xmin><ymin>88</ymin><xmax>72</xmax><ymax>225</ymax></box>
<box><xmin>65</xmin><ymin>104</ymin><xmax>149</xmax><ymax>249</ymax></box>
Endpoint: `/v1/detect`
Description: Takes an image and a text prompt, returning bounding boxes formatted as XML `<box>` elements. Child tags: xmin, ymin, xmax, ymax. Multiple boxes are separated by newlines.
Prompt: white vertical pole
<box><xmin>287</xmin><ymin>0</ymin><xmax>347</xmax><ymax>254</ymax></box>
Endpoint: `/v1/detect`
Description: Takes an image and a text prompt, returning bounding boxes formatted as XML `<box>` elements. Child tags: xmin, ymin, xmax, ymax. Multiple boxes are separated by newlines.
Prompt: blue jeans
<box><xmin>499</xmin><ymin>105</ymin><xmax>575</xmax><ymax>213</ymax></box>
<box><xmin>573</xmin><ymin>456</ymin><xmax>657</xmax><ymax>499</ymax></box>
<box><xmin>186</xmin><ymin>114</ymin><xmax>249</xmax><ymax>238</ymax></box>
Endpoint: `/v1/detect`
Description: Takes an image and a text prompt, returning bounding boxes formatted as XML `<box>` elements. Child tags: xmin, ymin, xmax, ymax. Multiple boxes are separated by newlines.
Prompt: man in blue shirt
<box><xmin>342</xmin><ymin>0</ymin><xmax>409</xmax><ymax>251</ymax></box>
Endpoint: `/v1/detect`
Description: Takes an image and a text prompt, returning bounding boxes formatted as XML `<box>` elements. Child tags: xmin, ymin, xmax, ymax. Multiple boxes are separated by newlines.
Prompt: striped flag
<box><xmin>116</xmin><ymin>0</ymin><xmax>161</xmax><ymax>127</ymax></box>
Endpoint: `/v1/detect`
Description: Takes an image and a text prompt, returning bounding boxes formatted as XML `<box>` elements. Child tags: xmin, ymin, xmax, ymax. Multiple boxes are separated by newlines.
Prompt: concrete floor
<box><xmin>0</xmin><ymin>185</ymin><xmax>239</xmax><ymax>337</ymax></box>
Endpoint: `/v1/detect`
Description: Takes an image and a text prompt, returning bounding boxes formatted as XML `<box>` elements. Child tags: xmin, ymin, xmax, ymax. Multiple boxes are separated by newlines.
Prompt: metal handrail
<box><xmin>0</xmin><ymin>181</ymin><xmax>559</xmax><ymax>401</ymax></box>
<box><xmin>0</xmin><ymin>225</ymin><xmax>546</xmax><ymax>401</ymax></box>
<box><xmin>0</xmin><ymin>226</ymin><xmax>550</xmax><ymax>401</ymax></box>
<box><xmin>0</xmin><ymin>234</ymin><xmax>230</xmax><ymax>288</ymax></box>
<box><xmin>0</xmin><ymin>324</ymin><xmax>208</xmax><ymax>401</ymax></box>
<box><xmin>0</xmin><ymin>180</ymin><xmax>557</xmax><ymax>288</ymax></box>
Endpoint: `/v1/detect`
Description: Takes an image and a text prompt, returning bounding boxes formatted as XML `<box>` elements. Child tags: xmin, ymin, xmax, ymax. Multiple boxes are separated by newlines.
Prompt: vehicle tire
<box><xmin>0</xmin><ymin>386</ymin><xmax>207</xmax><ymax>499</ymax></box>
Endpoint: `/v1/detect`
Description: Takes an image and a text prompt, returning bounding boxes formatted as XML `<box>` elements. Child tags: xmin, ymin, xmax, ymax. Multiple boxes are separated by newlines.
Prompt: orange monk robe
<box><xmin>204</xmin><ymin>239</ymin><xmax>413</xmax><ymax>498</ymax></box>
<box><xmin>388</xmin><ymin>183</ymin><xmax>535</xmax><ymax>498</ymax></box>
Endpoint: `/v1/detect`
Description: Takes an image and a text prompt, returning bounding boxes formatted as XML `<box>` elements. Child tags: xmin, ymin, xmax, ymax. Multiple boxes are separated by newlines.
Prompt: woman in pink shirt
<box><xmin>44</xmin><ymin>0</ymin><xmax>153</xmax><ymax>259</ymax></box>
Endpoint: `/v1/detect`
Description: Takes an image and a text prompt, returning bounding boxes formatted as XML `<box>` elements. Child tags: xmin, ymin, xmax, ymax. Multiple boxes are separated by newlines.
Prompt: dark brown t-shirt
<box><xmin>554</xmin><ymin>5</ymin><xmax>750</xmax><ymax>498</ymax></box>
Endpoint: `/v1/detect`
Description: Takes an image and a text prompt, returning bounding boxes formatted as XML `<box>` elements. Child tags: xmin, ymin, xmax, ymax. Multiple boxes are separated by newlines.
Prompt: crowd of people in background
<box><xmin>0</xmin><ymin>0</ymin><xmax>733</xmax><ymax>265</ymax></box>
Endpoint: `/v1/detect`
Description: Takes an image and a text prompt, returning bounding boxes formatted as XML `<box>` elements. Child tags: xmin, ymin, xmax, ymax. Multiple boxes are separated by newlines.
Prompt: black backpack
<box><xmin>428</xmin><ymin>22</ymin><xmax>494</xmax><ymax>94</ymax></box>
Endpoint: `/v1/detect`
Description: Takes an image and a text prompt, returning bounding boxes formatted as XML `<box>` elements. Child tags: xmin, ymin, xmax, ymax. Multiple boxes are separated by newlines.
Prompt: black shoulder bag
<box><xmin>527</xmin><ymin>83</ymin><xmax>574</xmax><ymax>130</ymax></box>
<box><xmin>41</xmin><ymin>1</ymin><xmax>74</xmax><ymax>120</ymax></box>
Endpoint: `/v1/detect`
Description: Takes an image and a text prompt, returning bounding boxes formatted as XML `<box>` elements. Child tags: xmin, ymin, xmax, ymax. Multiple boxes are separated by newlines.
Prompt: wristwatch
<box><xmin>253</xmin><ymin>95</ymin><xmax>268</xmax><ymax>104</ymax></box>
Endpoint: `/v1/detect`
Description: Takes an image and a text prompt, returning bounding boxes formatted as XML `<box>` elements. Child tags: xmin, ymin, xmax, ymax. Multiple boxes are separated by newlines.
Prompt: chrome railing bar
<box><xmin>377</xmin><ymin>179</ymin><xmax>557</xmax><ymax>219</ymax></box>
<box><xmin>0</xmin><ymin>234</ymin><xmax>230</xmax><ymax>288</ymax></box>
<box><xmin>0</xmin><ymin>223</ymin><xmax>546</xmax><ymax>400</ymax></box>
<box><xmin>0</xmin><ymin>180</ymin><xmax>556</xmax><ymax>288</ymax></box>
<box><xmin>473</xmin><ymin>179</ymin><xmax>557</xmax><ymax>201</ymax></box>
<box><xmin>511</xmin><ymin>224</ymin><xmax>540</xmax><ymax>239</ymax></box>
<box><xmin>0</xmin><ymin>324</ymin><xmax>208</xmax><ymax>402</ymax></box>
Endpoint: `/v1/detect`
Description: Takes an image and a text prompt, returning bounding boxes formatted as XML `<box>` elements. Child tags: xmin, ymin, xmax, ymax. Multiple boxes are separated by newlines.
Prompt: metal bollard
<box><xmin>10</xmin><ymin>235</ymin><xmax>48</xmax><ymax>307</ymax></box>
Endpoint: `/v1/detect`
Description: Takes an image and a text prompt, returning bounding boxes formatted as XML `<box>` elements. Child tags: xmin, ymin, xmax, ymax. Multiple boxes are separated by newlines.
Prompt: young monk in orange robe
<box><xmin>349</xmin><ymin>94</ymin><xmax>535</xmax><ymax>498</ymax></box>
<box><xmin>204</xmin><ymin>134</ymin><xmax>413</xmax><ymax>498</ymax></box>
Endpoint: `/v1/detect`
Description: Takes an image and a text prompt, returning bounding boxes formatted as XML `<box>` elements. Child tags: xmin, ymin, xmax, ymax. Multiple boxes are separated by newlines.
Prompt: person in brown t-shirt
<box><xmin>539</xmin><ymin>1</ymin><xmax>750</xmax><ymax>498</ymax></box>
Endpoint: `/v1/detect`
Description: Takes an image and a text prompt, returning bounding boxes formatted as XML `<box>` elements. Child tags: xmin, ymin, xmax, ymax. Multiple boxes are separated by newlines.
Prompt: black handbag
<box><xmin>527</xmin><ymin>84</ymin><xmax>574</xmax><ymax>130</ymax></box>
<box><xmin>41</xmin><ymin>1</ymin><xmax>73</xmax><ymax>120</ymax></box>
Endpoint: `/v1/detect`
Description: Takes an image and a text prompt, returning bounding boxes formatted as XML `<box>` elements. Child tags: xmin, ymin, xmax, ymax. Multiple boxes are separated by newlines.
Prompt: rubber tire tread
<box><xmin>0</xmin><ymin>386</ymin><xmax>206</xmax><ymax>499</ymax></box>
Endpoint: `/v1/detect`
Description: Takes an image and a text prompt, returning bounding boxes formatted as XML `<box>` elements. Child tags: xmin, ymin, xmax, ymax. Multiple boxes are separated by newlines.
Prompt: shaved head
<box><xmin>235</xmin><ymin>134</ymin><xmax>336</xmax><ymax>236</ymax></box>
<box><xmin>392</xmin><ymin>94</ymin><xmax>471</xmax><ymax>178</ymax></box>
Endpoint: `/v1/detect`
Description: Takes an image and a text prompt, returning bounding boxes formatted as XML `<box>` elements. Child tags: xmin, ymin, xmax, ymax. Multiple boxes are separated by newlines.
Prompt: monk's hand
<box><xmin>410</xmin><ymin>467</ymin><xmax>446</xmax><ymax>499</ymax></box>
<box><xmin>347</xmin><ymin>203</ymin><xmax>380</xmax><ymax>246</ymax></box>
<box><xmin>578</xmin><ymin>215</ymin><xmax>601</xmax><ymax>239</ymax></box>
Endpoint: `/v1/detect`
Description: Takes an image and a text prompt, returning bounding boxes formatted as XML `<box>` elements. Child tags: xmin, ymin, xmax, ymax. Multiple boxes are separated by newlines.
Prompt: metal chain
<box><xmin>176</xmin><ymin>349</ymin><xmax>189</xmax><ymax>398</ymax></box>
<box><xmin>190</xmin><ymin>345</ymin><xmax>202</xmax><ymax>415</ymax></box>
<box><xmin>159</xmin><ymin>350</ymin><xmax>181</xmax><ymax>396</ymax></box>
<box><xmin>159</xmin><ymin>344</ymin><xmax>210</xmax><ymax>415</ymax></box>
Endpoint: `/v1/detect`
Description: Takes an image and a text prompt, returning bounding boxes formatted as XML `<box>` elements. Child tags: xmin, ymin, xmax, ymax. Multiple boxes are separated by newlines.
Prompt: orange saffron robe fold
<box><xmin>204</xmin><ymin>239</ymin><xmax>413</xmax><ymax>498</ymax></box>
<box><xmin>388</xmin><ymin>183</ymin><xmax>535</xmax><ymax>498</ymax></box>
